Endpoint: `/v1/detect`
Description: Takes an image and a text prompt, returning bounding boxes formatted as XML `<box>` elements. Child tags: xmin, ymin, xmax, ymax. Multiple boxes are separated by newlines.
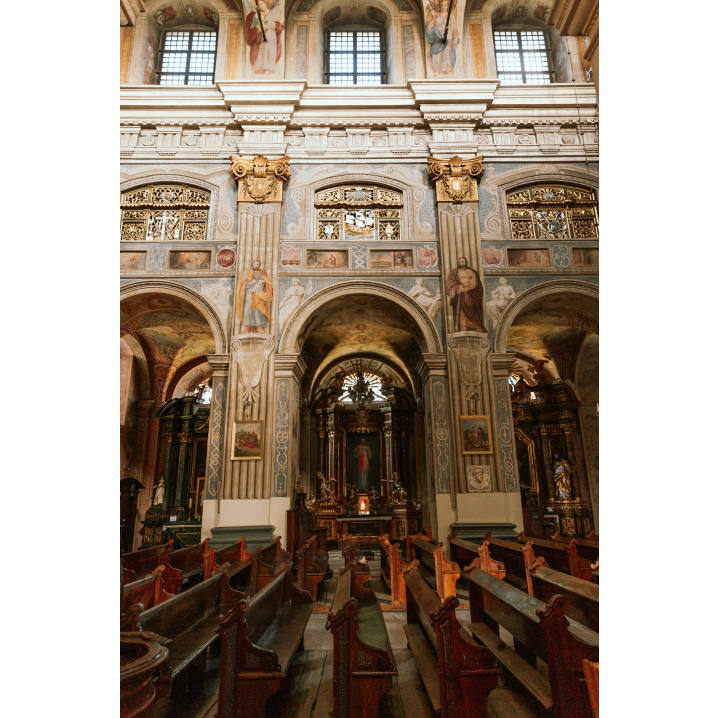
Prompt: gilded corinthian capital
<box><xmin>229</xmin><ymin>154</ymin><xmax>291</xmax><ymax>203</ymax></box>
<box><xmin>427</xmin><ymin>155</ymin><xmax>485</xmax><ymax>203</ymax></box>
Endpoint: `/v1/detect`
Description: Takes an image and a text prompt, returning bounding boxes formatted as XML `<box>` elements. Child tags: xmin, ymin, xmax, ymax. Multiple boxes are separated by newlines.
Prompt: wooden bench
<box><xmin>454</xmin><ymin>534</ymin><xmax>528</xmax><ymax>592</ymax></box>
<box><xmin>523</xmin><ymin>542</ymin><xmax>599</xmax><ymax>633</ymax></box>
<box><xmin>514</xmin><ymin>533</ymin><xmax>595</xmax><ymax>582</ymax></box>
<box><xmin>402</xmin><ymin>560</ymin><xmax>500</xmax><ymax>718</ymax></box>
<box><xmin>121</xmin><ymin>539</ymin><xmax>174</xmax><ymax>583</ymax></box>
<box><xmin>127</xmin><ymin>564</ymin><xmax>243</xmax><ymax>698</ymax></box>
<box><xmin>121</xmin><ymin>565</ymin><xmax>174</xmax><ymax>615</ymax></box>
<box><xmin>326</xmin><ymin>565</ymin><xmax>398</xmax><ymax>718</ymax></box>
<box><xmin>549</xmin><ymin>529</ymin><xmax>598</xmax><ymax>544</ymax></box>
<box><xmin>378</xmin><ymin>533</ymin><xmax>408</xmax><ymax>607</ymax></box>
<box><xmin>295</xmin><ymin>534</ymin><xmax>330</xmax><ymax>600</ymax></box>
<box><xmin>255</xmin><ymin>536</ymin><xmax>294</xmax><ymax>593</ymax></box>
<box><xmin>286</xmin><ymin>483</ymin><xmax>329</xmax><ymax>559</ymax></box>
<box><xmin>406</xmin><ymin>532</ymin><xmax>460</xmax><ymax>600</ymax></box>
<box><xmin>157</xmin><ymin>538</ymin><xmax>211</xmax><ymax>594</ymax></box>
<box><xmin>526</xmin><ymin>531</ymin><xmax>600</xmax><ymax>565</ymax></box>
<box><xmin>447</xmin><ymin>533</ymin><xmax>507</xmax><ymax>580</ymax></box>
<box><xmin>339</xmin><ymin>535</ymin><xmax>371</xmax><ymax>587</ymax></box>
<box><xmin>464</xmin><ymin>560</ymin><xmax>599</xmax><ymax>718</ymax></box>
<box><xmin>217</xmin><ymin>569</ymin><xmax>314</xmax><ymax>717</ymax></box>
<box><xmin>203</xmin><ymin>537</ymin><xmax>256</xmax><ymax>593</ymax></box>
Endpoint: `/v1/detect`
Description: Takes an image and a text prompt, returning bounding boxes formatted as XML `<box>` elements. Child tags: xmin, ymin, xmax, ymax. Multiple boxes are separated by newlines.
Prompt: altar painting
<box><xmin>344</xmin><ymin>431</ymin><xmax>382</xmax><ymax>493</ymax></box>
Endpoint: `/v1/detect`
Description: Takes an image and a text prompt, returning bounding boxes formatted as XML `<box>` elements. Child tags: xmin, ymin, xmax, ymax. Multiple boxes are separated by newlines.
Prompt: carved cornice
<box><xmin>229</xmin><ymin>154</ymin><xmax>291</xmax><ymax>203</ymax></box>
<box><xmin>427</xmin><ymin>155</ymin><xmax>485</xmax><ymax>204</ymax></box>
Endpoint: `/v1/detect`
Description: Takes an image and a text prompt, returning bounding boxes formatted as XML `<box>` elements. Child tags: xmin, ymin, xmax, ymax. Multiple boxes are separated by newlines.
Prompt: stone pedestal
<box><xmin>209</xmin><ymin>524</ymin><xmax>277</xmax><ymax>552</ymax></box>
<box><xmin>449</xmin><ymin>521</ymin><xmax>518</xmax><ymax>543</ymax></box>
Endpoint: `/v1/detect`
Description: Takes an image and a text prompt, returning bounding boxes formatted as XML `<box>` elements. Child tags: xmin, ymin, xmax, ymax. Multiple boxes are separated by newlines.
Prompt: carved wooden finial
<box><xmin>229</xmin><ymin>154</ymin><xmax>291</xmax><ymax>203</ymax></box>
<box><xmin>427</xmin><ymin>155</ymin><xmax>485</xmax><ymax>203</ymax></box>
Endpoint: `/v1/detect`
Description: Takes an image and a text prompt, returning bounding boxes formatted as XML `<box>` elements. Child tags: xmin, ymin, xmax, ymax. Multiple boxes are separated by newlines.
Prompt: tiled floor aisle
<box><xmin>165</xmin><ymin>551</ymin><xmax>520</xmax><ymax>718</ymax></box>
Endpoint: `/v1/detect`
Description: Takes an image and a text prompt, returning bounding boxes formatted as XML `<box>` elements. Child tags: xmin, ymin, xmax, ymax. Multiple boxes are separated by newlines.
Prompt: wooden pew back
<box><xmin>158</xmin><ymin>538</ymin><xmax>210</xmax><ymax>594</ymax></box>
<box><xmin>465</xmin><ymin>561</ymin><xmax>598</xmax><ymax>718</ymax></box>
<box><xmin>515</xmin><ymin>533</ymin><xmax>594</xmax><ymax>580</ymax></box>
<box><xmin>122</xmin><ymin>539</ymin><xmax>173</xmax><ymax>582</ymax></box>
<box><xmin>409</xmin><ymin>535</ymin><xmax>460</xmax><ymax>600</ymax></box>
<box><xmin>378</xmin><ymin>533</ymin><xmax>408</xmax><ymax>606</ymax></box>
<box><xmin>121</xmin><ymin>565</ymin><xmax>174</xmax><ymax>615</ymax></box>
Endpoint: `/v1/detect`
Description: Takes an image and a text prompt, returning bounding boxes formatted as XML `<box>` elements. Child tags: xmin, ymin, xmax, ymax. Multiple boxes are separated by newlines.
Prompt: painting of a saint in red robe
<box><xmin>245</xmin><ymin>0</ymin><xmax>285</xmax><ymax>74</ymax></box>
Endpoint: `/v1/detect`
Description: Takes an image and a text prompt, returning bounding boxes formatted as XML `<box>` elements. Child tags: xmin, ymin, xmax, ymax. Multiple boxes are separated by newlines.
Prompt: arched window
<box><xmin>493</xmin><ymin>28</ymin><xmax>553</xmax><ymax>84</ymax></box>
<box><xmin>120</xmin><ymin>184</ymin><xmax>211</xmax><ymax>241</ymax></box>
<box><xmin>158</xmin><ymin>29</ymin><xmax>217</xmax><ymax>85</ymax></box>
<box><xmin>338</xmin><ymin>372</ymin><xmax>387</xmax><ymax>404</ymax></box>
<box><xmin>506</xmin><ymin>185</ymin><xmax>598</xmax><ymax>239</ymax></box>
<box><xmin>325</xmin><ymin>30</ymin><xmax>386</xmax><ymax>85</ymax></box>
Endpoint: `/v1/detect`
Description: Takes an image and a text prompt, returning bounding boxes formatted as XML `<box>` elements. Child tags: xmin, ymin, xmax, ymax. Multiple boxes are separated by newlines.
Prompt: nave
<box><xmin>121</xmin><ymin>525</ymin><xmax>599</xmax><ymax>718</ymax></box>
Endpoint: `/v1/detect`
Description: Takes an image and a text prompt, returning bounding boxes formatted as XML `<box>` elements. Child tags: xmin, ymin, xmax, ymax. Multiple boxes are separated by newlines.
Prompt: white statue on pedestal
<box><xmin>153</xmin><ymin>477</ymin><xmax>166</xmax><ymax>506</ymax></box>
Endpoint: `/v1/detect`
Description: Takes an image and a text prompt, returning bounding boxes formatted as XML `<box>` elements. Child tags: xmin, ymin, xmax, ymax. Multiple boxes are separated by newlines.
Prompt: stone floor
<box><xmin>160</xmin><ymin>550</ymin><xmax>526</xmax><ymax>718</ymax></box>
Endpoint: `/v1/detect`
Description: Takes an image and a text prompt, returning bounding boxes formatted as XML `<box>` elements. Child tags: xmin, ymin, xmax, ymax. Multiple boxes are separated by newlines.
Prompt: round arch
<box><xmin>120</xmin><ymin>280</ymin><xmax>229</xmax><ymax>354</ymax></box>
<box><xmin>279</xmin><ymin>280</ymin><xmax>442</xmax><ymax>355</ymax></box>
<box><xmin>493</xmin><ymin>279</ymin><xmax>599</xmax><ymax>353</ymax></box>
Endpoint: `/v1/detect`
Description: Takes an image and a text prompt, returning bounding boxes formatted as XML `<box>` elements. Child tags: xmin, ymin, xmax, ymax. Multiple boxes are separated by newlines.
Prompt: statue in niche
<box><xmin>153</xmin><ymin>477</ymin><xmax>166</xmax><ymax>506</ymax></box>
<box><xmin>236</xmin><ymin>260</ymin><xmax>273</xmax><ymax>334</ymax></box>
<box><xmin>278</xmin><ymin>278</ymin><xmax>312</xmax><ymax>334</ymax></box>
<box><xmin>486</xmin><ymin>277</ymin><xmax>517</xmax><ymax>326</ymax></box>
<box><xmin>317</xmin><ymin>471</ymin><xmax>338</xmax><ymax>504</ymax></box>
<box><xmin>552</xmin><ymin>453</ymin><xmax>573</xmax><ymax>500</ymax></box>
<box><xmin>408</xmin><ymin>278</ymin><xmax>442</xmax><ymax>321</ymax></box>
<box><xmin>444</xmin><ymin>256</ymin><xmax>488</xmax><ymax>332</ymax></box>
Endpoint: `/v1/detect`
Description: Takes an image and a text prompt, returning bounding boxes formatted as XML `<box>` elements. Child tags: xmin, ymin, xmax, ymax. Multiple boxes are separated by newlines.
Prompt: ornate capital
<box><xmin>427</xmin><ymin>155</ymin><xmax>484</xmax><ymax>203</ymax></box>
<box><xmin>229</xmin><ymin>154</ymin><xmax>291</xmax><ymax>203</ymax></box>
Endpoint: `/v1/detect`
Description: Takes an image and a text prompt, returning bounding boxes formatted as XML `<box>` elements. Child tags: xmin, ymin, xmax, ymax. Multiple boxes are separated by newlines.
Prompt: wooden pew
<box><xmin>514</xmin><ymin>533</ymin><xmax>595</xmax><ymax>581</ymax></box>
<box><xmin>339</xmin><ymin>535</ymin><xmax>371</xmax><ymax>587</ymax></box>
<box><xmin>120</xmin><ymin>631</ymin><xmax>171</xmax><ymax>718</ymax></box>
<box><xmin>582</xmin><ymin>660</ymin><xmax>599</xmax><ymax>718</ymax></box>
<box><xmin>406</xmin><ymin>531</ymin><xmax>460</xmax><ymax>600</ymax></box>
<box><xmin>447</xmin><ymin>533</ymin><xmax>507</xmax><ymax>580</ymax></box>
<box><xmin>126</xmin><ymin>565</ymin><xmax>243</xmax><ymax>698</ymax></box>
<box><xmin>524</xmin><ymin>531</ymin><xmax>600</xmax><ymax>565</ymax></box>
<box><xmin>121</xmin><ymin>539</ymin><xmax>173</xmax><ymax>583</ymax></box>
<box><xmin>522</xmin><ymin>543</ymin><xmax>599</xmax><ymax>633</ymax></box>
<box><xmin>157</xmin><ymin>538</ymin><xmax>211</xmax><ymax>594</ymax></box>
<box><xmin>255</xmin><ymin>536</ymin><xmax>294</xmax><ymax>593</ymax></box>
<box><xmin>454</xmin><ymin>534</ymin><xmax>528</xmax><ymax>591</ymax></box>
<box><xmin>549</xmin><ymin>529</ymin><xmax>599</xmax><ymax>544</ymax></box>
<box><xmin>286</xmin><ymin>484</ymin><xmax>329</xmax><ymax>559</ymax></box>
<box><xmin>402</xmin><ymin>560</ymin><xmax>500</xmax><ymax>718</ymax></box>
<box><xmin>121</xmin><ymin>565</ymin><xmax>174</xmax><ymax>615</ymax></box>
<box><xmin>296</xmin><ymin>534</ymin><xmax>330</xmax><ymax>600</ymax></box>
<box><xmin>325</xmin><ymin>565</ymin><xmax>398</xmax><ymax>718</ymax></box>
<box><xmin>464</xmin><ymin>559</ymin><xmax>599</xmax><ymax>718</ymax></box>
<box><xmin>203</xmin><ymin>537</ymin><xmax>256</xmax><ymax>593</ymax></box>
<box><xmin>217</xmin><ymin>569</ymin><xmax>314</xmax><ymax>717</ymax></box>
<box><xmin>378</xmin><ymin>533</ymin><xmax>408</xmax><ymax>607</ymax></box>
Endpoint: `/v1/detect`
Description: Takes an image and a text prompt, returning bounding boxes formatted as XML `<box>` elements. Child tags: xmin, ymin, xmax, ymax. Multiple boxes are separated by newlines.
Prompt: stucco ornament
<box><xmin>427</xmin><ymin>155</ymin><xmax>485</xmax><ymax>203</ymax></box>
<box><xmin>467</xmin><ymin>465</ymin><xmax>491</xmax><ymax>492</ymax></box>
<box><xmin>229</xmin><ymin>154</ymin><xmax>291</xmax><ymax>203</ymax></box>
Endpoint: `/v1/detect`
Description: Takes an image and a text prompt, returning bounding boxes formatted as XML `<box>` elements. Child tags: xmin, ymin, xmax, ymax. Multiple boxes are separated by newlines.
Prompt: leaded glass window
<box><xmin>325</xmin><ymin>31</ymin><xmax>386</xmax><ymax>85</ymax></box>
<box><xmin>120</xmin><ymin>184</ymin><xmax>211</xmax><ymax>241</ymax></box>
<box><xmin>315</xmin><ymin>185</ymin><xmax>402</xmax><ymax>242</ymax></box>
<box><xmin>506</xmin><ymin>185</ymin><xmax>598</xmax><ymax>239</ymax></box>
<box><xmin>158</xmin><ymin>30</ymin><xmax>217</xmax><ymax>85</ymax></box>
<box><xmin>494</xmin><ymin>30</ymin><xmax>552</xmax><ymax>85</ymax></box>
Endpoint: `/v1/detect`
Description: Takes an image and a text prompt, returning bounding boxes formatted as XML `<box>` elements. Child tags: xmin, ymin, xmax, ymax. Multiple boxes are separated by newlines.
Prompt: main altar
<box><xmin>292</xmin><ymin>362</ymin><xmax>423</xmax><ymax>545</ymax></box>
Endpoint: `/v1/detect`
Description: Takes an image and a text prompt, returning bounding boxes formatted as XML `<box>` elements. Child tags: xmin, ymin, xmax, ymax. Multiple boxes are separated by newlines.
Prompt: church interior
<box><xmin>119</xmin><ymin>1</ymin><xmax>602</xmax><ymax>716</ymax></box>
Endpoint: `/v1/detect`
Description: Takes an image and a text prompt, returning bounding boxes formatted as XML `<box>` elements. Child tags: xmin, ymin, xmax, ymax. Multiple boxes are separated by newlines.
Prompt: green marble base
<box><xmin>209</xmin><ymin>525</ymin><xmax>277</xmax><ymax>552</ymax></box>
<box><xmin>449</xmin><ymin>522</ymin><xmax>518</xmax><ymax>543</ymax></box>
<box><xmin>160</xmin><ymin>520</ymin><xmax>202</xmax><ymax>549</ymax></box>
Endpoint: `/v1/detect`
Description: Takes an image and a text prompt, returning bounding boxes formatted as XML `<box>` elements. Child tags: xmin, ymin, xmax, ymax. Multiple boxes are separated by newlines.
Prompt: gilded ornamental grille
<box><xmin>507</xmin><ymin>185</ymin><xmax>598</xmax><ymax>240</ymax></box>
<box><xmin>120</xmin><ymin>184</ymin><xmax>211</xmax><ymax>242</ymax></box>
<box><xmin>315</xmin><ymin>185</ymin><xmax>403</xmax><ymax>241</ymax></box>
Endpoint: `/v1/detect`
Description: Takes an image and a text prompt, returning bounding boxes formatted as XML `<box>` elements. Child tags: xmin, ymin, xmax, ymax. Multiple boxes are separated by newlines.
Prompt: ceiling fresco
<box><xmin>507</xmin><ymin>294</ymin><xmax>598</xmax><ymax>380</ymax></box>
<box><xmin>301</xmin><ymin>295</ymin><xmax>423</xmax><ymax>380</ymax></box>
<box><xmin>480</xmin><ymin>0</ymin><xmax>553</xmax><ymax>25</ymax></box>
<box><xmin>120</xmin><ymin>293</ymin><xmax>215</xmax><ymax>366</ymax></box>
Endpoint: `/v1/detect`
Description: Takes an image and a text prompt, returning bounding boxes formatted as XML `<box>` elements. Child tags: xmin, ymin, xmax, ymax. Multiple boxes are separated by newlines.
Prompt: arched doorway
<box><xmin>278</xmin><ymin>284</ymin><xmax>439</xmax><ymax>543</ymax></box>
<box><xmin>500</xmin><ymin>282</ymin><xmax>599</xmax><ymax>537</ymax></box>
<box><xmin>120</xmin><ymin>287</ymin><xmax>220</xmax><ymax>551</ymax></box>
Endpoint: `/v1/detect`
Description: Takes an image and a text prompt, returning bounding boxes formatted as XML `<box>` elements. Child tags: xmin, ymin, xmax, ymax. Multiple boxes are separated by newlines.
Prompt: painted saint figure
<box><xmin>245</xmin><ymin>0</ymin><xmax>285</xmax><ymax>75</ymax></box>
<box><xmin>444</xmin><ymin>256</ymin><xmax>488</xmax><ymax>332</ymax></box>
<box><xmin>424</xmin><ymin>0</ymin><xmax>459</xmax><ymax>75</ymax></box>
<box><xmin>236</xmin><ymin>260</ymin><xmax>273</xmax><ymax>333</ymax></box>
<box><xmin>353</xmin><ymin>437</ymin><xmax>374</xmax><ymax>492</ymax></box>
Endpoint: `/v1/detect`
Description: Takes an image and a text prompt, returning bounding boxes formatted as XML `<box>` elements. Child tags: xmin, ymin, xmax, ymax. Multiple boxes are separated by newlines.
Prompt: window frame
<box><xmin>493</xmin><ymin>28</ymin><xmax>555</xmax><ymax>85</ymax></box>
<box><xmin>324</xmin><ymin>29</ymin><xmax>387</xmax><ymax>86</ymax></box>
<box><xmin>157</xmin><ymin>27</ymin><xmax>218</xmax><ymax>86</ymax></box>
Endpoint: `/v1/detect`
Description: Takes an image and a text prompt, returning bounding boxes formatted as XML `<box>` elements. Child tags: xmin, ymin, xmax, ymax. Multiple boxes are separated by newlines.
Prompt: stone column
<box><xmin>160</xmin><ymin>425</ymin><xmax>175</xmax><ymax>508</ymax></box>
<box><xmin>201</xmin><ymin>354</ymin><xmax>229</xmax><ymax>539</ymax></box>
<box><xmin>210</xmin><ymin>155</ymin><xmax>291</xmax><ymax>550</ymax></box>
